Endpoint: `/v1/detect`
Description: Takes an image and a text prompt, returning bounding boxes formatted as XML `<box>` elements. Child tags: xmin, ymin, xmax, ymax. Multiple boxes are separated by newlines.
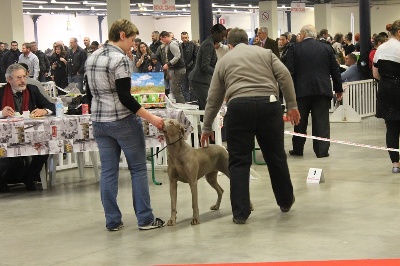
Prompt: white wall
<box><xmin>22</xmin><ymin>3</ymin><xmax>400</xmax><ymax>51</ymax></box>
<box><xmin>24</xmin><ymin>14</ymin><xmax>109</xmax><ymax>50</ymax></box>
<box><xmin>289</xmin><ymin>8</ymin><xmax>315</xmax><ymax>35</ymax></box>
<box><xmin>154</xmin><ymin>16</ymin><xmax>191</xmax><ymax>41</ymax></box>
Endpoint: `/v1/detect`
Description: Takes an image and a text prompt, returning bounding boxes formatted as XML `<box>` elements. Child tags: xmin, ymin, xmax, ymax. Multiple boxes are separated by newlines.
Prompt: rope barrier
<box><xmin>284</xmin><ymin>131</ymin><xmax>400</xmax><ymax>152</ymax></box>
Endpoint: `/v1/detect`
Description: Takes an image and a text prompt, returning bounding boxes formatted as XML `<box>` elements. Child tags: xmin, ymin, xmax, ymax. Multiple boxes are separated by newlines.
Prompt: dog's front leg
<box><xmin>189</xmin><ymin>181</ymin><xmax>200</xmax><ymax>225</ymax></box>
<box><xmin>167</xmin><ymin>178</ymin><xmax>178</xmax><ymax>226</ymax></box>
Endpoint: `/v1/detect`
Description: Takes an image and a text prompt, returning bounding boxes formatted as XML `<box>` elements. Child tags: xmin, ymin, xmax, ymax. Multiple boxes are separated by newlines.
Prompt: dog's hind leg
<box><xmin>205</xmin><ymin>171</ymin><xmax>224</xmax><ymax>210</ymax></box>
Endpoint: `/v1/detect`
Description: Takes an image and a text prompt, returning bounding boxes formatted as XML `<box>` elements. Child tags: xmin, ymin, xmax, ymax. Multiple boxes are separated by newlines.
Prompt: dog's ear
<box><xmin>180</xmin><ymin>125</ymin><xmax>187</xmax><ymax>140</ymax></box>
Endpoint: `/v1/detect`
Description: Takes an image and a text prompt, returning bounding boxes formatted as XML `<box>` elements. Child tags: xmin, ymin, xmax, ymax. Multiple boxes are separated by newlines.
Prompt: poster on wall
<box><xmin>131</xmin><ymin>72</ymin><xmax>166</xmax><ymax>109</ymax></box>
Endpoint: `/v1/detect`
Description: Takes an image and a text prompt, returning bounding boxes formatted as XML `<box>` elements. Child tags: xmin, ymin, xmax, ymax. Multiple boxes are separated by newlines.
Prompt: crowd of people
<box><xmin>0</xmin><ymin>18</ymin><xmax>399</xmax><ymax>230</ymax></box>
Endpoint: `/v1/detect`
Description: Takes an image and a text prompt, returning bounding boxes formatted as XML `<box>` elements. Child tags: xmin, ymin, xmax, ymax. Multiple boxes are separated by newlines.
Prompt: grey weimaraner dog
<box><xmin>163</xmin><ymin>119</ymin><xmax>253</xmax><ymax>226</ymax></box>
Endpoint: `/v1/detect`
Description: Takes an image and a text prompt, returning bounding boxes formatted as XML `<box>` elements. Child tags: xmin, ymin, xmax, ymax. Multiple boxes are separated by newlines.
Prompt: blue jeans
<box><xmin>92</xmin><ymin>115</ymin><xmax>154</xmax><ymax>229</ymax></box>
<box><xmin>68</xmin><ymin>74</ymin><xmax>84</xmax><ymax>93</ymax></box>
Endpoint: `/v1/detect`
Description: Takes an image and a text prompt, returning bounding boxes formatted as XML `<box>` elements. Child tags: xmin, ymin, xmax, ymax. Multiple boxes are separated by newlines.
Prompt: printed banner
<box><xmin>153</xmin><ymin>0</ymin><xmax>176</xmax><ymax>11</ymax></box>
<box><xmin>291</xmin><ymin>3</ymin><xmax>306</xmax><ymax>12</ymax></box>
<box><xmin>131</xmin><ymin>72</ymin><xmax>166</xmax><ymax>108</ymax></box>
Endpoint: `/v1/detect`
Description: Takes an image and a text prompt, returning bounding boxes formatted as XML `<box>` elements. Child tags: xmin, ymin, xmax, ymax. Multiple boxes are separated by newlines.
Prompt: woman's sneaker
<box><xmin>139</xmin><ymin>218</ymin><xmax>165</xmax><ymax>230</ymax></box>
<box><xmin>107</xmin><ymin>222</ymin><xmax>124</xmax><ymax>231</ymax></box>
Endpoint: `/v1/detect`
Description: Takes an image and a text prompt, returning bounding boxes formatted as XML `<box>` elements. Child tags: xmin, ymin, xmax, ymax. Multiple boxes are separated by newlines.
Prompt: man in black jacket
<box><xmin>30</xmin><ymin>42</ymin><xmax>50</xmax><ymax>82</ymax></box>
<box><xmin>286</xmin><ymin>24</ymin><xmax>343</xmax><ymax>158</ymax></box>
<box><xmin>66</xmin><ymin>38</ymin><xmax>87</xmax><ymax>93</ymax></box>
<box><xmin>0</xmin><ymin>64</ymin><xmax>55</xmax><ymax>192</ymax></box>
<box><xmin>181</xmin><ymin>31</ymin><xmax>198</xmax><ymax>102</ymax></box>
<box><xmin>0</xmin><ymin>41</ymin><xmax>21</xmax><ymax>83</ymax></box>
<box><xmin>150</xmin><ymin>31</ymin><xmax>162</xmax><ymax>54</ymax></box>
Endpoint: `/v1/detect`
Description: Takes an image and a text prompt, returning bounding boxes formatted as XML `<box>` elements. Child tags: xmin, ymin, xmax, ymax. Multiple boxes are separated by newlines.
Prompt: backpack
<box><xmin>66</xmin><ymin>95</ymin><xmax>90</xmax><ymax>115</ymax></box>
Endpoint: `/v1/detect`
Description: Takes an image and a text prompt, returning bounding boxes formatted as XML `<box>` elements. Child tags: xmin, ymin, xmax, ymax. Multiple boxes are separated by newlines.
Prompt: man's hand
<box><xmin>2</xmin><ymin>106</ymin><xmax>15</xmax><ymax>117</ymax></box>
<box><xmin>162</xmin><ymin>64</ymin><xmax>169</xmax><ymax>70</ymax></box>
<box><xmin>286</xmin><ymin>108</ymin><xmax>301</xmax><ymax>126</ymax></box>
<box><xmin>200</xmin><ymin>132</ymin><xmax>214</xmax><ymax>148</ymax></box>
<box><xmin>30</xmin><ymin>109</ymin><xmax>48</xmax><ymax>117</ymax></box>
<box><xmin>335</xmin><ymin>92</ymin><xmax>343</xmax><ymax>101</ymax></box>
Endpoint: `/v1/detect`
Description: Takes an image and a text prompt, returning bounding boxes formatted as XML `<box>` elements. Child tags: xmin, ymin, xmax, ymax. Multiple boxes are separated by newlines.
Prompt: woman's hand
<box><xmin>148</xmin><ymin>114</ymin><xmax>164</xmax><ymax>130</ymax></box>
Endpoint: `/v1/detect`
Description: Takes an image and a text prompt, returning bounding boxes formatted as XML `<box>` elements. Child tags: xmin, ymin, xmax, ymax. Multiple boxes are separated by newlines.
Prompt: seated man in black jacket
<box><xmin>0</xmin><ymin>63</ymin><xmax>55</xmax><ymax>192</ymax></box>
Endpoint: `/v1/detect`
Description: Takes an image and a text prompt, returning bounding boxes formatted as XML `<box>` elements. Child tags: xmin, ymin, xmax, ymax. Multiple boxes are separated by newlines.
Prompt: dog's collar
<box><xmin>166</xmin><ymin>135</ymin><xmax>184</xmax><ymax>146</ymax></box>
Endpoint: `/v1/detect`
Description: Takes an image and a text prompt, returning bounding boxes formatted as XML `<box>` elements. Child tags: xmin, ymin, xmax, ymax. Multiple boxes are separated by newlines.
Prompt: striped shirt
<box><xmin>85</xmin><ymin>43</ymin><xmax>132</xmax><ymax>122</ymax></box>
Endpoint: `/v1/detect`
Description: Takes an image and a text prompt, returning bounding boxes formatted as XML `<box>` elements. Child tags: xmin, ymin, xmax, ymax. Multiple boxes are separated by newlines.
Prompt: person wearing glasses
<box><xmin>0</xmin><ymin>63</ymin><xmax>55</xmax><ymax>192</ymax></box>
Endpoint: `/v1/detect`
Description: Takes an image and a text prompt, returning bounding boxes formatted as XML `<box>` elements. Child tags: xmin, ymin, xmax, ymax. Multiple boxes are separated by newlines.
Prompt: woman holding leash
<box><xmin>85</xmin><ymin>19</ymin><xmax>165</xmax><ymax>231</ymax></box>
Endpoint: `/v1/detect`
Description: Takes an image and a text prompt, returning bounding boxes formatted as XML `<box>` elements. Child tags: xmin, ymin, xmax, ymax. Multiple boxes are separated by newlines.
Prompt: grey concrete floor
<box><xmin>0</xmin><ymin>116</ymin><xmax>400</xmax><ymax>266</ymax></box>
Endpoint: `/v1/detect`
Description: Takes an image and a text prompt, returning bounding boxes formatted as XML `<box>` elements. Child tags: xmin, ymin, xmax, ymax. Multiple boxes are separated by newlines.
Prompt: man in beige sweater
<box><xmin>200</xmin><ymin>28</ymin><xmax>300</xmax><ymax>224</ymax></box>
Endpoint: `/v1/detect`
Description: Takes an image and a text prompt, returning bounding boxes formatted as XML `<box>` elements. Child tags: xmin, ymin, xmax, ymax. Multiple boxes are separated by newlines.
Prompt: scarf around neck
<box><xmin>2</xmin><ymin>83</ymin><xmax>30</xmax><ymax>113</ymax></box>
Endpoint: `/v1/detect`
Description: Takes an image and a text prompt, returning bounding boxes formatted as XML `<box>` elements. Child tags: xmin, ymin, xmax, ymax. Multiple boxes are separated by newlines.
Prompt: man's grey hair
<box><xmin>258</xmin><ymin>26</ymin><xmax>268</xmax><ymax>34</ymax></box>
<box><xmin>300</xmin><ymin>25</ymin><xmax>318</xmax><ymax>39</ymax></box>
<box><xmin>227</xmin><ymin>28</ymin><xmax>248</xmax><ymax>47</ymax></box>
<box><xmin>5</xmin><ymin>63</ymin><xmax>27</xmax><ymax>79</ymax></box>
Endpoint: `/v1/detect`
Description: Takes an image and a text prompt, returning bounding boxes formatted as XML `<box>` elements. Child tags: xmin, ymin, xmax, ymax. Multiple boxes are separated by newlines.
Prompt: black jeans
<box><xmin>225</xmin><ymin>97</ymin><xmax>294</xmax><ymax>219</ymax></box>
<box><xmin>0</xmin><ymin>155</ymin><xmax>48</xmax><ymax>185</ymax></box>
<box><xmin>292</xmin><ymin>95</ymin><xmax>331</xmax><ymax>156</ymax></box>
<box><xmin>385</xmin><ymin>120</ymin><xmax>400</xmax><ymax>163</ymax></box>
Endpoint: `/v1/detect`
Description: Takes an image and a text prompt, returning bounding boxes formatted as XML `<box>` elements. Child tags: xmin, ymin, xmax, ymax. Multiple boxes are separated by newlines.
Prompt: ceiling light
<box><xmin>39</xmin><ymin>5</ymin><xmax>43</xmax><ymax>9</ymax></box>
<box><xmin>182</xmin><ymin>8</ymin><xmax>186</xmax><ymax>11</ymax></box>
<box><xmin>51</xmin><ymin>0</ymin><xmax>56</xmax><ymax>2</ymax></box>
<box><xmin>234</xmin><ymin>9</ymin><xmax>237</xmax><ymax>12</ymax></box>
<box><xmin>83</xmin><ymin>1</ymin><xmax>88</xmax><ymax>4</ymax></box>
<box><xmin>249</xmin><ymin>5</ymin><xmax>252</xmax><ymax>7</ymax></box>
<box><xmin>218</xmin><ymin>8</ymin><xmax>221</xmax><ymax>12</ymax></box>
<box><xmin>91</xmin><ymin>6</ymin><xmax>94</xmax><ymax>10</ymax></box>
<box><xmin>231</xmin><ymin>4</ymin><xmax>235</xmax><ymax>7</ymax></box>
<box><xmin>22</xmin><ymin>0</ymin><xmax>47</xmax><ymax>3</ymax></box>
<box><xmin>282</xmin><ymin>5</ymin><xmax>285</xmax><ymax>8</ymax></box>
<box><xmin>65</xmin><ymin>6</ymin><xmax>69</xmax><ymax>9</ymax></box>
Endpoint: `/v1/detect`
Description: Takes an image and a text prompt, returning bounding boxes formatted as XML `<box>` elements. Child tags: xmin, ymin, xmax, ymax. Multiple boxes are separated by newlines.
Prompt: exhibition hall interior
<box><xmin>0</xmin><ymin>0</ymin><xmax>399</xmax><ymax>266</ymax></box>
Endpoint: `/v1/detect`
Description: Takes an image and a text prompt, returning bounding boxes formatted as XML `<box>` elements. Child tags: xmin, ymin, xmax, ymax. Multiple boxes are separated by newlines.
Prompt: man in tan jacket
<box><xmin>201</xmin><ymin>28</ymin><xmax>300</xmax><ymax>225</ymax></box>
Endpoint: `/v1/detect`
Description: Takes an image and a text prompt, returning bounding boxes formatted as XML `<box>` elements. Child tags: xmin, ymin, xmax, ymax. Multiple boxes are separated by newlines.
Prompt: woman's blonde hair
<box><xmin>108</xmin><ymin>19</ymin><xmax>139</xmax><ymax>42</ymax></box>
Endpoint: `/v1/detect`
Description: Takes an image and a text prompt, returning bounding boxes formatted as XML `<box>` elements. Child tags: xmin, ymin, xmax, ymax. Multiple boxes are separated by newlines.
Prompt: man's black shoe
<box><xmin>0</xmin><ymin>184</ymin><xmax>9</xmax><ymax>193</ymax></box>
<box><xmin>233</xmin><ymin>217</ymin><xmax>246</xmax><ymax>224</ymax></box>
<box><xmin>25</xmin><ymin>182</ymin><xmax>37</xmax><ymax>191</ymax></box>
<box><xmin>280</xmin><ymin>196</ymin><xmax>295</xmax><ymax>213</ymax></box>
<box><xmin>316</xmin><ymin>153</ymin><xmax>329</xmax><ymax>158</ymax></box>
<box><xmin>289</xmin><ymin>150</ymin><xmax>303</xmax><ymax>156</ymax></box>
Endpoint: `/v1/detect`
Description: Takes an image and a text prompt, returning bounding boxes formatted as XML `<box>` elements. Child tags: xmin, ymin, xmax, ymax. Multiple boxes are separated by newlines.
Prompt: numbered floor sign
<box><xmin>306</xmin><ymin>168</ymin><xmax>325</xmax><ymax>184</ymax></box>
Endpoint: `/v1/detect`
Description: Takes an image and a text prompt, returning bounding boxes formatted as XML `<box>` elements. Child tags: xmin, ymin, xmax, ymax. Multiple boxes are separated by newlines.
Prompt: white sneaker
<box><xmin>139</xmin><ymin>218</ymin><xmax>165</xmax><ymax>230</ymax></box>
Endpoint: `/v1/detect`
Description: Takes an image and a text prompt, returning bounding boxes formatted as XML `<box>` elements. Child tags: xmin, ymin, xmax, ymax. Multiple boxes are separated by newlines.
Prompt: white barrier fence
<box><xmin>330</xmin><ymin>79</ymin><xmax>377</xmax><ymax>122</ymax></box>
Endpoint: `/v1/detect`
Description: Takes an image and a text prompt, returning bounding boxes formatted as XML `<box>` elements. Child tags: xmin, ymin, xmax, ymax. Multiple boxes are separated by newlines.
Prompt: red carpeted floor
<box><xmin>158</xmin><ymin>259</ymin><xmax>400</xmax><ymax>266</ymax></box>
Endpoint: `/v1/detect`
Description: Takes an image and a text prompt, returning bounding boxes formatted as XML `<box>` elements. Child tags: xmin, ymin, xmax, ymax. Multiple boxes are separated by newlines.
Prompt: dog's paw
<box><xmin>210</xmin><ymin>204</ymin><xmax>220</xmax><ymax>210</ymax></box>
<box><xmin>167</xmin><ymin>219</ymin><xmax>176</xmax><ymax>226</ymax></box>
<box><xmin>191</xmin><ymin>218</ymin><xmax>200</xmax><ymax>225</ymax></box>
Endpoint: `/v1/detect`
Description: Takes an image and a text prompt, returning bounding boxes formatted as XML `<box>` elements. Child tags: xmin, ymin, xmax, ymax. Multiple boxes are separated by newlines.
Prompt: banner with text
<box><xmin>153</xmin><ymin>0</ymin><xmax>176</xmax><ymax>11</ymax></box>
<box><xmin>291</xmin><ymin>3</ymin><xmax>306</xmax><ymax>12</ymax></box>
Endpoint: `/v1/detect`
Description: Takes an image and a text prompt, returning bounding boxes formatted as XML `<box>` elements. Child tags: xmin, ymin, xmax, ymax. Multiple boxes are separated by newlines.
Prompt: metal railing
<box><xmin>331</xmin><ymin>79</ymin><xmax>377</xmax><ymax>122</ymax></box>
